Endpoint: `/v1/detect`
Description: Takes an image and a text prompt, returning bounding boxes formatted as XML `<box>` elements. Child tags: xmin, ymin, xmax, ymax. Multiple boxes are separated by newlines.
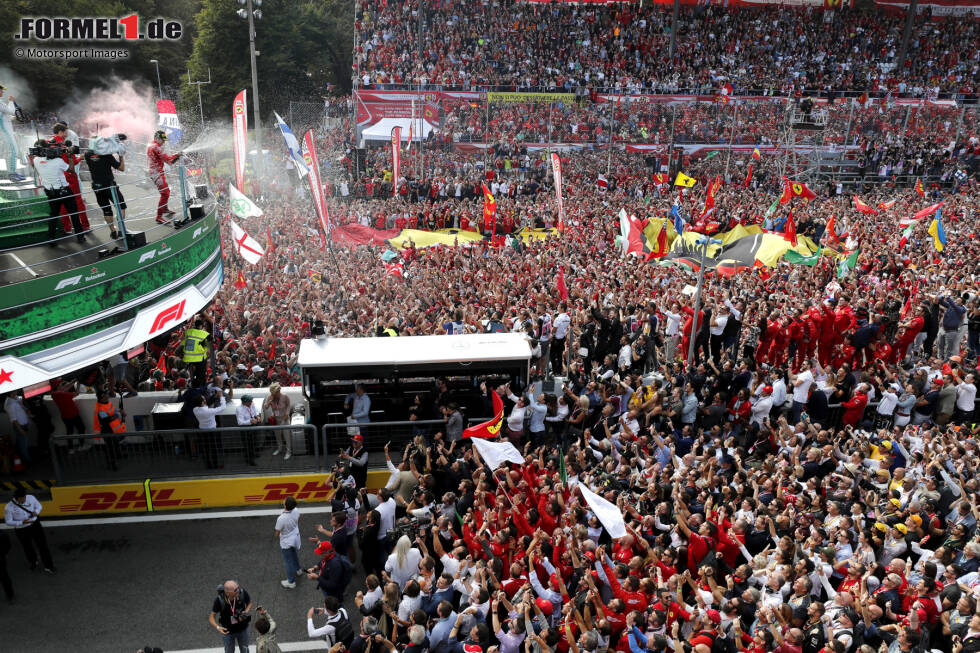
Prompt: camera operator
<box><xmin>32</xmin><ymin>139</ymin><xmax>86</xmax><ymax>244</ymax></box>
<box><xmin>84</xmin><ymin>141</ymin><xmax>126</xmax><ymax>240</ymax></box>
<box><xmin>147</xmin><ymin>129</ymin><xmax>181</xmax><ymax>224</ymax></box>
<box><xmin>51</xmin><ymin>122</ymin><xmax>89</xmax><ymax>234</ymax></box>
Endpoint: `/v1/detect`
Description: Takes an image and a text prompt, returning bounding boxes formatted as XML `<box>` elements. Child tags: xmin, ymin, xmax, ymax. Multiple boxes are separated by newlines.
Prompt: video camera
<box><xmin>29</xmin><ymin>139</ymin><xmax>79</xmax><ymax>159</ymax></box>
<box><xmin>91</xmin><ymin>133</ymin><xmax>128</xmax><ymax>156</ymax></box>
<box><xmin>387</xmin><ymin>513</ymin><xmax>433</xmax><ymax>544</ymax></box>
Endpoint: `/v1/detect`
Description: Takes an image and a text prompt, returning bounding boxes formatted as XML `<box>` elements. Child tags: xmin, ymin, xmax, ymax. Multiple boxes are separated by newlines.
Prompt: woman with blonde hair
<box><xmin>384</xmin><ymin>535</ymin><xmax>422</xmax><ymax>590</ymax></box>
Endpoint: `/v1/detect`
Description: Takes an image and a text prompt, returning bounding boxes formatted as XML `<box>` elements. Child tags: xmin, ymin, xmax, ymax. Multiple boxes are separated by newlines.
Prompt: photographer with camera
<box><xmin>51</xmin><ymin>122</ymin><xmax>89</xmax><ymax>233</ymax></box>
<box><xmin>84</xmin><ymin>135</ymin><xmax>127</xmax><ymax>239</ymax></box>
<box><xmin>147</xmin><ymin>129</ymin><xmax>181</xmax><ymax>224</ymax></box>
<box><xmin>0</xmin><ymin>84</ymin><xmax>24</xmax><ymax>181</ymax></box>
<box><xmin>209</xmin><ymin>580</ymin><xmax>253</xmax><ymax>653</ymax></box>
<box><xmin>32</xmin><ymin>138</ymin><xmax>86</xmax><ymax>245</ymax></box>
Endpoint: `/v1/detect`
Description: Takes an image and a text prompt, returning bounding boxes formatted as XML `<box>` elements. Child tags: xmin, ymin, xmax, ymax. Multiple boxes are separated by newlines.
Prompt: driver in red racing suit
<box><xmin>146</xmin><ymin>130</ymin><xmax>182</xmax><ymax>223</ymax></box>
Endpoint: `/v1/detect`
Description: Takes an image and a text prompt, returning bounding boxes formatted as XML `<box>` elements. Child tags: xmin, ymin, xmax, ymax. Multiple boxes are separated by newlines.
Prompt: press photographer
<box><xmin>51</xmin><ymin>122</ymin><xmax>90</xmax><ymax>234</ymax></box>
<box><xmin>84</xmin><ymin>134</ymin><xmax>128</xmax><ymax>240</ymax></box>
<box><xmin>31</xmin><ymin>139</ymin><xmax>85</xmax><ymax>244</ymax></box>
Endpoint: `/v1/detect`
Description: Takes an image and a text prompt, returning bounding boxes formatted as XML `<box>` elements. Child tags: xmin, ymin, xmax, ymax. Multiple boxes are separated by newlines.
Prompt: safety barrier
<box><xmin>49</xmin><ymin>424</ymin><xmax>319</xmax><ymax>485</ymax></box>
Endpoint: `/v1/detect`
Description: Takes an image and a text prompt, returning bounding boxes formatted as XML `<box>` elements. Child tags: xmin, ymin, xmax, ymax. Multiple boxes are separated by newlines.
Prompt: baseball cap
<box><xmin>314</xmin><ymin>541</ymin><xmax>334</xmax><ymax>557</ymax></box>
<box><xmin>889</xmin><ymin>498</ymin><xmax>901</xmax><ymax>508</ymax></box>
<box><xmin>463</xmin><ymin>646</ymin><xmax>482</xmax><ymax>653</ymax></box>
<box><xmin>352</xmin><ymin>433</ymin><xmax>364</xmax><ymax>442</ymax></box>
<box><xmin>841</xmin><ymin>608</ymin><xmax>859</xmax><ymax>624</ymax></box>
<box><xmin>762</xmin><ymin>385</ymin><xmax>773</xmax><ymax>395</ymax></box>
<box><xmin>705</xmin><ymin>609</ymin><xmax>721</xmax><ymax>625</ymax></box>
<box><xmin>535</xmin><ymin>597</ymin><xmax>554</xmax><ymax>616</ymax></box>
<box><xmin>894</xmin><ymin>523</ymin><xmax>908</xmax><ymax>535</ymax></box>
<box><xmin>241</xmin><ymin>395</ymin><xmax>253</xmax><ymax>403</ymax></box>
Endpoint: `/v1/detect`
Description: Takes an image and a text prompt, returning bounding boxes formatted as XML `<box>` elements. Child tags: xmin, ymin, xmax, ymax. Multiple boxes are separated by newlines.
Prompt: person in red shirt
<box><xmin>50</xmin><ymin>379</ymin><xmax>87</xmax><ymax>451</ymax></box>
<box><xmin>841</xmin><ymin>383</ymin><xmax>869</xmax><ymax>427</ymax></box>
<box><xmin>892</xmin><ymin>306</ymin><xmax>925</xmax><ymax>364</ymax></box>
<box><xmin>51</xmin><ymin>123</ymin><xmax>90</xmax><ymax>232</ymax></box>
<box><xmin>146</xmin><ymin>130</ymin><xmax>181</xmax><ymax>223</ymax></box>
<box><xmin>599</xmin><ymin>553</ymin><xmax>648</xmax><ymax>612</ymax></box>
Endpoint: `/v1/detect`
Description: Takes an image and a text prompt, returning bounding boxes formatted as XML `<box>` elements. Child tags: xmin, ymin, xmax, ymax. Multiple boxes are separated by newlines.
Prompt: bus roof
<box><xmin>297</xmin><ymin>333</ymin><xmax>532</xmax><ymax>369</ymax></box>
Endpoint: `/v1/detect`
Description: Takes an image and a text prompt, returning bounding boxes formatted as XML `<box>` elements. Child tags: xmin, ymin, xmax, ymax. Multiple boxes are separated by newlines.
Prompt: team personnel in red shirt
<box><xmin>146</xmin><ymin>130</ymin><xmax>182</xmax><ymax>224</ymax></box>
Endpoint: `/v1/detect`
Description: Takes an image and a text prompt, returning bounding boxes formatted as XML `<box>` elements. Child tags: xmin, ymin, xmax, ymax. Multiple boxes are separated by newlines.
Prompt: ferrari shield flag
<box><xmin>463</xmin><ymin>390</ymin><xmax>504</xmax><ymax>439</ymax></box>
<box><xmin>391</xmin><ymin>127</ymin><xmax>401</xmax><ymax>198</ymax></box>
<box><xmin>232</xmin><ymin>90</ymin><xmax>248</xmax><ymax>192</ymax></box>
<box><xmin>274</xmin><ymin>112</ymin><xmax>309</xmax><ymax>178</ymax></box>
<box><xmin>780</xmin><ymin>178</ymin><xmax>816</xmax><ymax>204</ymax></box>
<box><xmin>229</xmin><ymin>219</ymin><xmax>265</xmax><ymax>265</ymax></box>
<box><xmin>303</xmin><ymin>130</ymin><xmax>331</xmax><ymax>237</ymax></box>
<box><xmin>228</xmin><ymin>184</ymin><xmax>263</xmax><ymax>219</ymax></box>
<box><xmin>482</xmin><ymin>182</ymin><xmax>497</xmax><ymax>235</ymax></box>
<box><xmin>156</xmin><ymin>99</ymin><xmax>182</xmax><ymax>144</ymax></box>
<box><xmin>674</xmin><ymin>172</ymin><xmax>697</xmax><ymax>187</ymax></box>
<box><xmin>551</xmin><ymin>152</ymin><xmax>565</xmax><ymax>230</ymax></box>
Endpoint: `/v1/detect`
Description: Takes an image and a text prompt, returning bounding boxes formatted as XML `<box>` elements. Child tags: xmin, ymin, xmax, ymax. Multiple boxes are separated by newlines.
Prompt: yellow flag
<box><xmin>674</xmin><ymin>172</ymin><xmax>697</xmax><ymax>187</ymax></box>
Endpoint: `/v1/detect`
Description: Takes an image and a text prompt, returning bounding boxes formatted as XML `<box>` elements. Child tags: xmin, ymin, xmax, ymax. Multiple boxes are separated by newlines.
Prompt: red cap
<box><xmin>352</xmin><ymin>434</ymin><xmax>364</xmax><ymax>442</ymax></box>
<box><xmin>463</xmin><ymin>646</ymin><xmax>482</xmax><ymax>653</ymax></box>
<box><xmin>550</xmin><ymin>573</ymin><xmax>561</xmax><ymax>588</ymax></box>
<box><xmin>535</xmin><ymin>597</ymin><xmax>554</xmax><ymax>616</ymax></box>
<box><xmin>762</xmin><ymin>385</ymin><xmax>773</xmax><ymax>395</ymax></box>
<box><xmin>706</xmin><ymin>609</ymin><xmax>721</xmax><ymax>625</ymax></box>
<box><xmin>315</xmin><ymin>541</ymin><xmax>334</xmax><ymax>557</ymax></box>
<box><xmin>932</xmin><ymin>378</ymin><xmax>943</xmax><ymax>385</ymax></box>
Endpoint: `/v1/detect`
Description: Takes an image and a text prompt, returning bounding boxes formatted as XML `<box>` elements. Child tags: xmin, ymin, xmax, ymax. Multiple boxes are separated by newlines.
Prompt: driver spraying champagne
<box><xmin>0</xmin><ymin>84</ymin><xmax>24</xmax><ymax>181</ymax></box>
<box><xmin>146</xmin><ymin>129</ymin><xmax>182</xmax><ymax>224</ymax></box>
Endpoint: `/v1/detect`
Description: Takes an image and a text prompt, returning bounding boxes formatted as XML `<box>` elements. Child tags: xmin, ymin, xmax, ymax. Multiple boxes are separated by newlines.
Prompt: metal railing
<box><xmin>49</xmin><ymin>424</ymin><xmax>319</xmax><ymax>485</ymax></box>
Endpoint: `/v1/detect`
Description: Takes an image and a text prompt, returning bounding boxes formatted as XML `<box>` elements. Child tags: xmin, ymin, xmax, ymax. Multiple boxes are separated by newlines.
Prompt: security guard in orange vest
<box><xmin>93</xmin><ymin>388</ymin><xmax>126</xmax><ymax>471</ymax></box>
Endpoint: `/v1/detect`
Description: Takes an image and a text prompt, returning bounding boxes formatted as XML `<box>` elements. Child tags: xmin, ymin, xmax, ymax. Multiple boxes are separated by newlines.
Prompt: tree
<box><xmin>184</xmin><ymin>0</ymin><xmax>352</xmax><ymax>121</ymax></box>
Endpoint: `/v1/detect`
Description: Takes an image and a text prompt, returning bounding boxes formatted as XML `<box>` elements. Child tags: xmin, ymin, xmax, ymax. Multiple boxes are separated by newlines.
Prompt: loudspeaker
<box><xmin>189</xmin><ymin>203</ymin><xmax>204</xmax><ymax>220</ymax></box>
<box><xmin>194</xmin><ymin>184</ymin><xmax>208</xmax><ymax>200</ymax></box>
<box><xmin>125</xmin><ymin>230</ymin><xmax>146</xmax><ymax>248</ymax></box>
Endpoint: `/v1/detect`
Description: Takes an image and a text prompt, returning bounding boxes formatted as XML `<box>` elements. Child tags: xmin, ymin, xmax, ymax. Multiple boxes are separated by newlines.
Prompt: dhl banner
<box><xmin>486</xmin><ymin>91</ymin><xmax>577</xmax><ymax>104</ymax></box>
<box><xmin>36</xmin><ymin>474</ymin><xmax>339</xmax><ymax>516</ymax></box>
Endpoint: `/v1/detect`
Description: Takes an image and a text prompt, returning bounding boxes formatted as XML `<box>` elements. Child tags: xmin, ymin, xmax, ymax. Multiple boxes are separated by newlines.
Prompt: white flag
<box><xmin>274</xmin><ymin>111</ymin><xmax>309</xmax><ymax>178</ymax></box>
<box><xmin>229</xmin><ymin>219</ymin><xmax>265</xmax><ymax>265</ymax></box>
<box><xmin>228</xmin><ymin>184</ymin><xmax>263</xmax><ymax>219</ymax></box>
<box><xmin>472</xmin><ymin>439</ymin><xmax>525</xmax><ymax>471</ymax></box>
<box><xmin>579</xmin><ymin>484</ymin><xmax>627</xmax><ymax>538</ymax></box>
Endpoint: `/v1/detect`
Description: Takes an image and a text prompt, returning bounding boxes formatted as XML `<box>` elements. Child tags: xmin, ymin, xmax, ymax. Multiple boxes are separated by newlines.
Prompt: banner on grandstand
<box><xmin>232</xmin><ymin>90</ymin><xmax>247</xmax><ymax>191</ymax></box>
<box><xmin>302</xmin><ymin>130</ymin><xmax>331</xmax><ymax>237</ymax></box>
<box><xmin>355</xmin><ymin>89</ymin><xmax>441</xmax><ymax>127</ymax></box>
<box><xmin>873</xmin><ymin>0</ymin><xmax>980</xmax><ymax>15</ymax></box>
<box><xmin>391</xmin><ymin>126</ymin><xmax>401</xmax><ymax>198</ymax></box>
<box><xmin>487</xmin><ymin>91</ymin><xmax>577</xmax><ymax>104</ymax></box>
<box><xmin>551</xmin><ymin>153</ymin><xmax>565</xmax><ymax>231</ymax></box>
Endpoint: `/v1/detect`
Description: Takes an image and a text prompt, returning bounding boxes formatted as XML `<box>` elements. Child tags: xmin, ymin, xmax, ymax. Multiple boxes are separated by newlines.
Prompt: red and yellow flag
<box><xmin>463</xmin><ymin>391</ymin><xmax>504</xmax><ymax>439</ymax></box>
<box><xmin>853</xmin><ymin>196</ymin><xmax>879</xmax><ymax>215</ymax></box>
<box><xmin>482</xmin><ymin>182</ymin><xmax>497</xmax><ymax>235</ymax></box>
<box><xmin>780</xmin><ymin>178</ymin><xmax>817</xmax><ymax>204</ymax></box>
<box><xmin>915</xmin><ymin>178</ymin><xmax>925</xmax><ymax>198</ymax></box>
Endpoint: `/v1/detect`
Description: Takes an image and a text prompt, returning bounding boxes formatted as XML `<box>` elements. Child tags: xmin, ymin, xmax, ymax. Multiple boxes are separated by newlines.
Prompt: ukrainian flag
<box><xmin>927</xmin><ymin>208</ymin><xmax>947</xmax><ymax>252</ymax></box>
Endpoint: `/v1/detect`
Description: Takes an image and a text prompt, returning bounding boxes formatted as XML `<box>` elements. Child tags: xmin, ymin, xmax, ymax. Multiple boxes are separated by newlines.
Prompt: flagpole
<box><xmin>686</xmin><ymin>239</ymin><xmax>708</xmax><ymax>368</ymax></box>
<box><xmin>607</xmin><ymin>97</ymin><xmax>614</xmax><ymax>178</ymax></box>
<box><xmin>724</xmin><ymin>100</ymin><xmax>738</xmax><ymax>180</ymax></box>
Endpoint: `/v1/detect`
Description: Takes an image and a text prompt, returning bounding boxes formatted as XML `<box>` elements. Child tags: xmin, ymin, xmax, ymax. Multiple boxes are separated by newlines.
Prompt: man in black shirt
<box><xmin>84</xmin><ymin>149</ymin><xmax>125</xmax><ymax>239</ymax></box>
<box><xmin>209</xmin><ymin>580</ymin><xmax>253</xmax><ymax>653</ymax></box>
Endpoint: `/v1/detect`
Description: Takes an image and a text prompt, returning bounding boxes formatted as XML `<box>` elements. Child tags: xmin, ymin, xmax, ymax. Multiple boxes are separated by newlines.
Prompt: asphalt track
<box><xmin>2</xmin><ymin>505</ymin><xmax>366</xmax><ymax>653</ymax></box>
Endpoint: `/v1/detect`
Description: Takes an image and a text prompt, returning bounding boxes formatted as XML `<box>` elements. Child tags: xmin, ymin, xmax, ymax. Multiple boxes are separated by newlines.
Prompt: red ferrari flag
<box><xmin>825</xmin><ymin>215</ymin><xmax>842</xmax><ymax>246</ymax></box>
<box><xmin>556</xmin><ymin>266</ymin><xmax>569</xmax><ymax>301</ymax></box>
<box><xmin>915</xmin><ymin>178</ymin><xmax>925</xmax><ymax>197</ymax></box>
<box><xmin>911</xmin><ymin>201</ymin><xmax>944</xmax><ymax>221</ymax></box>
<box><xmin>463</xmin><ymin>390</ymin><xmax>504</xmax><ymax>439</ymax></box>
<box><xmin>784</xmin><ymin>210</ymin><xmax>798</xmax><ymax>247</ymax></box>
<box><xmin>744</xmin><ymin>163</ymin><xmax>753</xmax><ymax>188</ymax></box>
<box><xmin>156</xmin><ymin>351</ymin><xmax>167</xmax><ymax>375</ymax></box>
<box><xmin>653</xmin><ymin>173</ymin><xmax>669</xmax><ymax>185</ymax></box>
<box><xmin>853</xmin><ymin>196</ymin><xmax>879</xmax><ymax>215</ymax></box>
<box><xmin>780</xmin><ymin>178</ymin><xmax>816</xmax><ymax>204</ymax></box>
<box><xmin>234</xmin><ymin>271</ymin><xmax>247</xmax><ymax>288</ymax></box>
<box><xmin>482</xmin><ymin>182</ymin><xmax>497</xmax><ymax>235</ymax></box>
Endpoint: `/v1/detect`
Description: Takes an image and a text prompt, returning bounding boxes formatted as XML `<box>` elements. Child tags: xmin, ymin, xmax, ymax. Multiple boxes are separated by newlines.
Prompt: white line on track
<box><xmin>169</xmin><ymin>641</ymin><xmax>329</xmax><ymax>653</ymax></box>
<box><xmin>0</xmin><ymin>505</ymin><xmax>334</xmax><ymax>529</ymax></box>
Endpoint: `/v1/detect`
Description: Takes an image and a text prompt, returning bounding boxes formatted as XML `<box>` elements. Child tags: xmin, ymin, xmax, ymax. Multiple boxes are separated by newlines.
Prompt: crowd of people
<box><xmin>355</xmin><ymin>2</ymin><xmax>980</xmax><ymax>100</ymax></box>
<box><xmin>6</xmin><ymin>3</ymin><xmax>980</xmax><ymax>653</ymax></box>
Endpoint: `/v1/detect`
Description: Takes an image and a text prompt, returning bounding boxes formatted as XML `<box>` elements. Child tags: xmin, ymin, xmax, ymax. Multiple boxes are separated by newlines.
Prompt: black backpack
<box><xmin>330</xmin><ymin>608</ymin><xmax>355</xmax><ymax>648</ymax></box>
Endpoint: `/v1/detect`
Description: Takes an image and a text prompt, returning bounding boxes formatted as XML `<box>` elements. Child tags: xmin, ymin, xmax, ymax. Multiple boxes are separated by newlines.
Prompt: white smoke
<box><xmin>0</xmin><ymin>65</ymin><xmax>37</xmax><ymax>110</ymax></box>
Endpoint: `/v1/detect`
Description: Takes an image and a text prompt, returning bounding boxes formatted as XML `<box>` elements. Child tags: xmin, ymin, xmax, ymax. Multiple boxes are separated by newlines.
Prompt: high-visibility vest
<box><xmin>93</xmin><ymin>401</ymin><xmax>126</xmax><ymax>434</ymax></box>
<box><xmin>382</xmin><ymin>328</ymin><xmax>398</xmax><ymax>337</ymax></box>
<box><xmin>182</xmin><ymin>328</ymin><xmax>210</xmax><ymax>362</ymax></box>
